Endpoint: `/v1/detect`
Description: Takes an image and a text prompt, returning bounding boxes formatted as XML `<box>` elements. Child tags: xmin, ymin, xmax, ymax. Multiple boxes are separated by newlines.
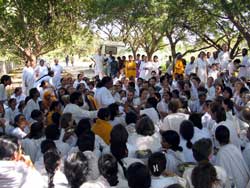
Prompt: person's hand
<box><xmin>20</xmin><ymin>154</ymin><xmax>34</xmax><ymax>168</ymax></box>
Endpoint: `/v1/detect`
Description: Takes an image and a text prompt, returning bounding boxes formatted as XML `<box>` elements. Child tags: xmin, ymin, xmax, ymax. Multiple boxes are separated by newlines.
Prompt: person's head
<box><xmin>29</xmin><ymin>122</ymin><xmax>44</xmax><ymax>139</ymax></box>
<box><xmin>60</xmin><ymin>113</ymin><xmax>73</xmax><ymax>129</ymax></box>
<box><xmin>97</xmin><ymin>108</ymin><xmax>110</xmax><ymax>121</ymax></box>
<box><xmin>161</xmin><ymin>130</ymin><xmax>183</xmax><ymax>152</ymax></box>
<box><xmin>127</xmin><ymin>90</ymin><xmax>135</xmax><ymax>101</ymax></box>
<box><xmin>215</xmin><ymin>125</ymin><xmax>230</xmax><ymax>145</ymax></box>
<box><xmin>45</xmin><ymin>124</ymin><xmax>60</xmax><ymax>140</ymax></box>
<box><xmin>29</xmin><ymin>88</ymin><xmax>40</xmax><ymax>99</ymax></box>
<box><xmin>108</xmin><ymin>103</ymin><xmax>119</xmax><ymax>121</ymax></box>
<box><xmin>75</xmin><ymin>118</ymin><xmax>91</xmax><ymax>137</ymax></box>
<box><xmin>64</xmin><ymin>152</ymin><xmax>89</xmax><ymax>188</ymax></box>
<box><xmin>140</xmin><ymin>88</ymin><xmax>149</xmax><ymax>99</ymax></box>
<box><xmin>242</xmin><ymin>107</ymin><xmax>250</xmax><ymax>123</ymax></box>
<box><xmin>8</xmin><ymin>98</ymin><xmax>17</xmax><ymax>110</ymax></box>
<box><xmin>110</xmin><ymin>124</ymin><xmax>128</xmax><ymax>145</ymax></box>
<box><xmin>31</xmin><ymin>109</ymin><xmax>44</xmax><ymax>122</ymax></box>
<box><xmin>101</xmin><ymin>76</ymin><xmax>113</xmax><ymax>89</ymax></box>
<box><xmin>127</xmin><ymin>162</ymin><xmax>151</xmax><ymax>188</ymax></box>
<box><xmin>189</xmin><ymin>113</ymin><xmax>203</xmax><ymax>129</ymax></box>
<box><xmin>223</xmin><ymin>86</ymin><xmax>233</xmax><ymax>99</ymax></box>
<box><xmin>98</xmin><ymin>154</ymin><xmax>119</xmax><ymax>186</ymax></box>
<box><xmin>14</xmin><ymin>114</ymin><xmax>27</xmax><ymax>130</ymax></box>
<box><xmin>148</xmin><ymin>152</ymin><xmax>166</xmax><ymax>177</ymax></box>
<box><xmin>50</xmin><ymin>101</ymin><xmax>61</xmax><ymax>112</ymax></box>
<box><xmin>168</xmin><ymin>99</ymin><xmax>181</xmax><ymax>113</ymax></box>
<box><xmin>41</xmin><ymin>139</ymin><xmax>57</xmax><ymax>154</ymax></box>
<box><xmin>44</xmin><ymin>149</ymin><xmax>61</xmax><ymax>188</ymax></box>
<box><xmin>191</xmin><ymin>161</ymin><xmax>219</xmax><ymax>188</ymax></box>
<box><xmin>209</xmin><ymin>102</ymin><xmax>226</xmax><ymax>123</ymax></box>
<box><xmin>14</xmin><ymin>87</ymin><xmax>22</xmax><ymax>96</ymax></box>
<box><xmin>70</xmin><ymin>92</ymin><xmax>83</xmax><ymax>106</ymax></box>
<box><xmin>125</xmin><ymin>111</ymin><xmax>137</xmax><ymax>125</ymax></box>
<box><xmin>192</xmin><ymin>138</ymin><xmax>213</xmax><ymax>162</ymax></box>
<box><xmin>136</xmin><ymin>115</ymin><xmax>155</xmax><ymax>136</ymax></box>
<box><xmin>222</xmin><ymin>98</ymin><xmax>234</xmax><ymax>114</ymax></box>
<box><xmin>146</xmin><ymin>97</ymin><xmax>158</xmax><ymax>109</ymax></box>
<box><xmin>163</xmin><ymin>91</ymin><xmax>172</xmax><ymax>103</ymax></box>
<box><xmin>222</xmin><ymin>44</ymin><xmax>228</xmax><ymax>52</ymax></box>
<box><xmin>0</xmin><ymin>75</ymin><xmax>11</xmax><ymax>86</ymax></box>
<box><xmin>207</xmin><ymin>77</ymin><xmax>214</xmax><ymax>87</ymax></box>
<box><xmin>242</xmin><ymin>48</ymin><xmax>248</xmax><ymax>56</ymax></box>
<box><xmin>77</xmin><ymin>133</ymin><xmax>95</xmax><ymax>152</ymax></box>
<box><xmin>0</xmin><ymin>135</ymin><xmax>19</xmax><ymax>160</ymax></box>
<box><xmin>179</xmin><ymin>120</ymin><xmax>194</xmax><ymax>149</ymax></box>
<box><xmin>54</xmin><ymin>59</ymin><xmax>59</xmax><ymax>65</ymax></box>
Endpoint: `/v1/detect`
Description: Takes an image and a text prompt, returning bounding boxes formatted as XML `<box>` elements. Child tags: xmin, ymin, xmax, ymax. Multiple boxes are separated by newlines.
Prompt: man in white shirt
<box><xmin>185</xmin><ymin>56</ymin><xmax>196</xmax><ymax>76</ymax></box>
<box><xmin>63</xmin><ymin>92</ymin><xmax>97</xmax><ymax>123</ymax></box>
<box><xmin>22</xmin><ymin>61</ymin><xmax>36</xmax><ymax>96</ymax></box>
<box><xmin>34</xmin><ymin>59</ymin><xmax>48</xmax><ymax>80</ymax></box>
<box><xmin>239</xmin><ymin>48</ymin><xmax>250</xmax><ymax>79</ymax></box>
<box><xmin>218</xmin><ymin>44</ymin><xmax>230</xmax><ymax>71</ymax></box>
<box><xmin>94</xmin><ymin>76</ymin><xmax>115</xmax><ymax>108</ymax></box>
<box><xmin>51</xmin><ymin>59</ymin><xmax>63</xmax><ymax>88</ymax></box>
<box><xmin>91</xmin><ymin>49</ymin><xmax>105</xmax><ymax>79</ymax></box>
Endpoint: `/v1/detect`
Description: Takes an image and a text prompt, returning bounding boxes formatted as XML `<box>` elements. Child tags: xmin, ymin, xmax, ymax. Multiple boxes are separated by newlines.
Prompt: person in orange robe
<box><xmin>125</xmin><ymin>55</ymin><xmax>136</xmax><ymax>78</ymax></box>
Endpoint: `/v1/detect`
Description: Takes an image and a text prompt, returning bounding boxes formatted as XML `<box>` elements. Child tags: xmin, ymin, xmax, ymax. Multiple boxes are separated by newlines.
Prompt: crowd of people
<box><xmin>0</xmin><ymin>44</ymin><xmax>250</xmax><ymax>188</ymax></box>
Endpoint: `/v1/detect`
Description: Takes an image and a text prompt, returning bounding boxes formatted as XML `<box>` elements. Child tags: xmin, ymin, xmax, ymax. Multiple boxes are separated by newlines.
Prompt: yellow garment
<box><xmin>92</xmin><ymin>119</ymin><xmax>112</xmax><ymax>145</ymax></box>
<box><xmin>125</xmin><ymin>61</ymin><xmax>136</xmax><ymax>78</ymax></box>
<box><xmin>174</xmin><ymin>59</ymin><xmax>184</xmax><ymax>77</ymax></box>
<box><xmin>46</xmin><ymin>111</ymin><xmax>62</xmax><ymax>126</ymax></box>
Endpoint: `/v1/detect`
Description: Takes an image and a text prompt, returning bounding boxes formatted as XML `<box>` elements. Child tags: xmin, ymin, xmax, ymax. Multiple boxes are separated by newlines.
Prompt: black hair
<box><xmin>69</xmin><ymin>92</ymin><xmax>81</xmax><ymax>104</ymax></box>
<box><xmin>100</xmin><ymin>76</ymin><xmax>112</xmax><ymax>87</ymax></box>
<box><xmin>189</xmin><ymin>113</ymin><xmax>203</xmax><ymax>129</ymax></box>
<box><xmin>0</xmin><ymin>75</ymin><xmax>11</xmax><ymax>84</ymax></box>
<box><xmin>29</xmin><ymin>88</ymin><xmax>39</xmax><ymax>98</ymax></box>
<box><xmin>210</xmin><ymin>102</ymin><xmax>226</xmax><ymax>123</ymax></box>
<box><xmin>148</xmin><ymin>152</ymin><xmax>166</xmax><ymax>177</ymax></box>
<box><xmin>223</xmin><ymin>86</ymin><xmax>233</xmax><ymax>99</ymax></box>
<box><xmin>77</xmin><ymin>132</ymin><xmax>95</xmax><ymax>152</ymax></box>
<box><xmin>44</xmin><ymin>149</ymin><xmax>61</xmax><ymax>188</ymax></box>
<box><xmin>172</xmin><ymin>89</ymin><xmax>180</xmax><ymax>98</ymax></box>
<box><xmin>50</xmin><ymin>101</ymin><xmax>60</xmax><ymax>111</ymax></box>
<box><xmin>146</xmin><ymin>97</ymin><xmax>158</xmax><ymax>109</ymax></box>
<box><xmin>108</xmin><ymin>103</ymin><xmax>119</xmax><ymax>121</ymax></box>
<box><xmin>127</xmin><ymin>162</ymin><xmax>151</xmax><ymax>188</ymax></box>
<box><xmin>240</xmin><ymin>87</ymin><xmax>249</xmax><ymax>95</ymax></box>
<box><xmin>192</xmin><ymin>138</ymin><xmax>212</xmax><ymax>162</ymax></box>
<box><xmin>41</xmin><ymin>139</ymin><xmax>57</xmax><ymax>154</ymax></box>
<box><xmin>215</xmin><ymin>125</ymin><xmax>230</xmax><ymax>145</ymax></box>
<box><xmin>223</xmin><ymin>98</ymin><xmax>235</xmax><ymax>115</ymax></box>
<box><xmin>28</xmin><ymin>122</ymin><xmax>44</xmax><ymax>139</ymax></box>
<box><xmin>166</xmin><ymin>184</ymin><xmax>184</xmax><ymax>188</ymax></box>
<box><xmin>125</xmin><ymin>111</ymin><xmax>137</xmax><ymax>125</ymax></box>
<box><xmin>168</xmin><ymin>99</ymin><xmax>181</xmax><ymax>113</ymax></box>
<box><xmin>136</xmin><ymin>115</ymin><xmax>155</xmax><ymax>136</ymax></box>
<box><xmin>97</xmin><ymin>108</ymin><xmax>110</xmax><ymax>120</ymax></box>
<box><xmin>180</xmin><ymin>120</ymin><xmax>194</xmax><ymax>149</ymax></box>
<box><xmin>98</xmin><ymin>154</ymin><xmax>119</xmax><ymax>186</ymax></box>
<box><xmin>75</xmin><ymin>118</ymin><xmax>91</xmax><ymax>137</ymax></box>
<box><xmin>161</xmin><ymin>130</ymin><xmax>183</xmax><ymax>152</ymax></box>
<box><xmin>191</xmin><ymin>161</ymin><xmax>219</xmax><ymax>188</ymax></box>
<box><xmin>31</xmin><ymin>109</ymin><xmax>43</xmax><ymax>120</ymax></box>
<box><xmin>13</xmin><ymin>114</ymin><xmax>25</xmax><ymax>128</ymax></box>
<box><xmin>51</xmin><ymin>112</ymin><xmax>61</xmax><ymax>126</ymax></box>
<box><xmin>64</xmin><ymin>152</ymin><xmax>89</xmax><ymax>188</ymax></box>
<box><xmin>0</xmin><ymin>135</ymin><xmax>19</xmax><ymax>160</ymax></box>
<box><xmin>45</xmin><ymin>125</ymin><xmax>60</xmax><ymax>140</ymax></box>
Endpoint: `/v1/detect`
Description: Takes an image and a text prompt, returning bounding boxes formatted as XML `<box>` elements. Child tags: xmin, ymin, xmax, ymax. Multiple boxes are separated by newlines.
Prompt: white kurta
<box><xmin>94</xmin><ymin>87</ymin><xmax>115</xmax><ymax>108</ymax></box>
<box><xmin>239</xmin><ymin>55</ymin><xmax>250</xmax><ymax>78</ymax></box>
<box><xmin>22</xmin><ymin>67</ymin><xmax>36</xmax><ymax>96</ymax></box>
<box><xmin>92</xmin><ymin>54</ymin><xmax>104</xmax><ymax>76</ymax></box>
<box><xmin>23</xmin><ymin>99</ymin><xmax>40</xmax><ymax>121</ymax></box>
<box><xmin>161</xmin><ymin>113</ymin><xmax>189</xmax><ymax>133</ymax></box>
<box><xmin>196</xmin><ymin>58</ymin><xmax>208</xmax><ymax>84</ymax></box>
<box><xmin>63</xmin><ymin>103</ymin><xmax>97</xmax><ymax>123</ymax></box>
<box><xmin>139</xmin><ymin>62</ymin><xmax>153</xmax><ymax>80</ymax></box>
<box><xmin>216</xmin><ymin>143</ymin><xmax>250</xmax><ymax>188</ymax></box>
<box><xmin>140</xmin><ymin>107</ymin><xmax>160</xmax><ymax>125</ymax></box>
<box><xmin>185</xmin><ymin>62</ymin><xmax>197</xmax><ymax>76</ymax></box>
<box><xmin>34</xmin><ymin>65</ymin><xmax>48</xmax><ymax>79</ymax></box>
<box><xmin>22</xmin><ymin>137</ymin><xmax>44</xmax><ymax>163</ymax></box>
<box><xmin>243</xmin><ymin>143</ymin><xmax>250</xmax><ymax>171</ymax></box>
<box><xmin>11</xmin><ymin>127</ymin><xmax>27</xmax><ymax>139</ymax></box>
<box><xmin>218</xmin><ymin>51</ymin><xmax>230</xmax><ymax>71</ymax></box>
<box><xmin>0</xmin><ymin>84</ymin><xmax>7</xmax><ymax>103</ymax></box>
<box><xmin>51</xmin><ymin>64</ymin><xmax>63</xmax><ymax>88</ymax></box>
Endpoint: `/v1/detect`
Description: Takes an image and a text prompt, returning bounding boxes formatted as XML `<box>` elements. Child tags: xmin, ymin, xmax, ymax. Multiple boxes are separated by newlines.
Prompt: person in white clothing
<box><xmin>51</xmin><ymin>59</ymin><xmax>63</xmax><ymax>88</ymax></box>
<box><xmin>22</xmin><ymin>61</ymin><xmax>36</xmax><ymax>96</ymax></box>
<box><xmin>11</xmin><ymin>114</ymin><xmax>29</xmax><ymax>139</ymax></box>
<box><xmin>140</xmin><ymin>97</ymin><xmax>160</xmax><ymax>125</ymax></box>
<box><xmin>243</xmin><ymin>126</ymin><xmax>250</xmax><ymax>171</ymax></box>
<box><xmin>94</xmin><ymin>76</ymin><xmax>115</xmax><ymax>108</ymax></box>
<box><xmin>215</xmin><ymin>125</ymin><xmax>250</xmax><ymax>188</ymax></box>
<box><xmin>10</xmin><ymin>87</ymin><xmax>26</xmax><ymax>106</ymax></box>
<box><xmin>0</xmin><ymin>136</ymin><xmax>45</xmax><ymax>188</ymax></box>
<box><xmin>239</xmin><ymin>48</ymin><xmax>250</xmax><ymax>79</ymax></box>
<box><xmin>0</xmin><ymin>75</ymin><xmax>12</xmax><ymax>104</ymax></box>
<box><xmin>34</xmin><ymin>70</ymin><xmax>55</xmax><ymax>89</ymax></box>
<box><xmin>63</xmin><ymin>92</ymin><xmax>97</xmax><ymax>123</ymax></box>
<box><xmin>196</xmin><ymin>51</ymin><xmax>208</xmax><ymax>84</ymax></box>
<box><xmin>4</xmin><ymin>98</ymin><xmax>18</xmax><ymax>126</ymax></box>
<box><xmin>23</xmin><ymin>88</ymin><xmax>40</xmax><ymax>121</ymax></box>
<box><xmin>185</xmin><ymin>56</ymin><xmax>196</xmax><ymax>76</ymax></box>
<box><xmin>160</xmin><ymin>99</ymin><xmax>189</xmax><ymax>134</ymax></box>
<box><xmin>148</xmin><ymin>152</ymin><xmax>186</xmax><ymax>188</ymax></box>
<box><xmin>218</xmin><ymin>44</ymin><xmax>230</xmax><ymax>72</ymax></box>
<box><xmin>34</xmin><ymin>59</ymin><xmax>49</xmax><ymax>80</ymax></box>
<box><xmin>91</xmin><ymin>49</ymin><xmax>105</xmax><ymax>79</ymax></box>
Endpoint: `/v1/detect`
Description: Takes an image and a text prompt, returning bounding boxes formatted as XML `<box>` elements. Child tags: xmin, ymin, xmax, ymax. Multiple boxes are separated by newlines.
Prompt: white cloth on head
<box><xmin>215</xmin><ymin>143</ymin><xmax>250</xmax><ymax>188</ymax></box>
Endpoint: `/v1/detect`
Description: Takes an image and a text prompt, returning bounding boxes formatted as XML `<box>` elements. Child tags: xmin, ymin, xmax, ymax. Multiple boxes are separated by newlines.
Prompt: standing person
<box><xmin>152</xmin><ymin>55</ymin><xmax>160</xmax><ymax>76</ymax></box>
<box><xmin>196</xmin><ymin>51</ymin><xmax>208</xmax><ymax>85</ymax></box>
<box><xmin>0</xmin><ymin>75</ymin><xmax>12</xmax><ymax>104</ymax></box>
<box><xmin>22</xmin><ymin>61</ymin><xmax>36</xmax><ymax>96</ymax></box>
<box><xmin>239</xmin><ymin>48</ymin><xmax>250</xmax><ymax>79</ymax></box>
<box><xmin>173</xmin><ymin>54</ymin><xmax>184</xmax><ymax>79</ymax></box>
<box><xmin>125</xmin><ymin>55</ymin><xmax>136</xmax><ymax>79</ymax></box>
<box><xmin>185</xmin><ymin>56</ymin><xmax>196</xmax><ymax>76</ymax></box>
<box><xmin>70</xmin><ymin>54</ymin><xmax>74</xmax><ymax>67</ymax></box>
<box><xmin>23</xmin><ymin>88</ymin><xmax>40</xmax><ymax>121</ymax></box>
<box><xmin>51</xmin><ymin>59</ymin><xmax>63</xmax><ymax>88</ymax></box>
<box><xmin>106</xmin><ymin>51</ymin><xmax>113</xmax><ymax>76</ymax></box>
<box><xmin>34</xmin><ymin>59</ymin><xmax>48</xmax><ymax>80</ymax></box>
<box><xmin>65</xmin><ymin>55</ymin><xmax>69</xmax><ymax>66</ymax></box>
<box><xmin>91</xmin><ymin>49</ymin><xmax>105</xmax><ymax>79</ymax></box>
<box><xmin>135</xmin><ymin>53</ymin><xmax>141</xmax><ymax>78</ymax></box>
<box><xmin>218</xmin><ymin>44</ymin><xmax>230</xmax><ymax>72</ymax></box>
<box><xmin>110</xmin><ymin>56</ymin><xmax>119</xmax><ymax>78</ymax></box>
